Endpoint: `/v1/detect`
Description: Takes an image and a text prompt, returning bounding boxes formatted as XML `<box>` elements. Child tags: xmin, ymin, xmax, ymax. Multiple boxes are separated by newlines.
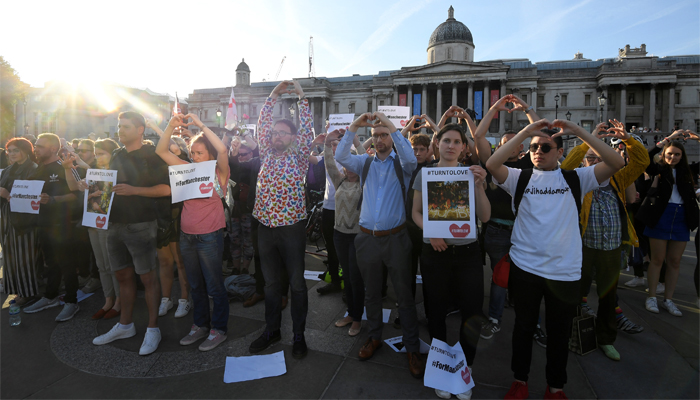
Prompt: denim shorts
<box><xmin>644</xmin><ymin>203</ymin><xmax>690</xmax><ymax>242</ymax></box>
<box><xmin>107</xmin><ymin>221</ymin><xmax>158</xmax><ymax>275</ymax></box>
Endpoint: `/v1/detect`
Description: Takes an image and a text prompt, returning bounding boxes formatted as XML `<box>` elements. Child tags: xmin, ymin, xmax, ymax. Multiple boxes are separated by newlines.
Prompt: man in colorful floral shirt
<box><xmin>249</xmin><ymin>80</ymin><xmax>314</xmax><ymax>359</ymax></box>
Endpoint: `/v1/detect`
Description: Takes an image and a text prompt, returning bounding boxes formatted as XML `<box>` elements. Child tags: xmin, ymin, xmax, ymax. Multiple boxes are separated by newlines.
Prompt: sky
<box><xmin>2</xmin><ymin>0</ymin><xmax>699</xmax><ymax>98</ymax></box>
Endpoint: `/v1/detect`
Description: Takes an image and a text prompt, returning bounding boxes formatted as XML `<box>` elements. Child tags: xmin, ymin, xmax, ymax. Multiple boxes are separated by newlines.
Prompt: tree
<box><xmin>0</xmin><ymin>56</ymin><xmax>28</xmax><ymax>144</ymax></box>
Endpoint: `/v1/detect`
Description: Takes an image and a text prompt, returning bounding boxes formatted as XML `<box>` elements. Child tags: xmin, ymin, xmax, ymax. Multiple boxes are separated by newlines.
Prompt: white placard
<box><xmin>377</xmin><ymin>106</ymin><xmax>411</xmax><ymax>128</ymax></box>
<box><xmin>9</xmin><ymin>180</ymin><xmax>44</xmax><ymax>214</ymax></box>
<box><xmin>384</xmin><ymin>336</ymin><xmax>431</xmax><ymax>354</ymax></box>
<box><xmin>424</xmin><ymin>339</ymin><xmax>474</xmax><ymax>395</ymax></box>
<box><xmin>224</xmin><ymin>351</ymin><xmax>287</xmax><ymax>383</ymax></box>
<box><xmin>82</xmin><ymin>169</ymin><xmax>117</xmax><ymax>230</ymax></box>
<box><xmin>328</xmin><ymin>114</ymin><xmax>355</xmax><ymax>132</ymax></box>
<box><xmin>168</xmin><ymin>160</ymin><xmax>217</xmax><ymax>203</ymax></box>
<box><xmin>421</xmin><ymin>168</ymin><xmax>476</xmax><ymax>239</ymax></box>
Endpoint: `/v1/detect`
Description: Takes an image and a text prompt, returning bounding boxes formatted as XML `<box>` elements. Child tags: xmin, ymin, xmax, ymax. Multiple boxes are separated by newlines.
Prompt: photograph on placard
<box><xmin>421</xmin><ymin>167</ymin><xmax>476</xmax><ymax>239</ymax></box>
<box><xmin>427</xmin><ymin>180</ymin><xmax>470</xmax><ymax>221</ymax></box>
<box><xmin>82</xmin><ymin>169</ymin><xmax>117</xmax><ymax>229</ymax></box>
<box><xmin>86</xmin><ymin>179</ymin><xmax>112</xmax><ymax>215</ymax></box>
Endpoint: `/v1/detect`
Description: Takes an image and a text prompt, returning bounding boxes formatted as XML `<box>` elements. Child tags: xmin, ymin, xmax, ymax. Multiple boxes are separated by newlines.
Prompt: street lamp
<box><xmin>554</xmin><ymin>94</ymin><xmax>560</xmax><ymax>120</ymax></box>
<box><xmin>598</xmin><ymin>93</ymin><xmax>607</xmax><ymax>123</ymax></box>
<box><xmin>216</xmin><ymin>108</ymin><xmax>222</xmax><ymax>129</ymax></box>
<box><xmin>565</xmin><ymin>110</ymin><xmax>572</xmax><ymax>121</ymax></box>
<box><xmin>289</xmin><ymin>104</ymin><xmax>295</xmax><ymax>119</ymax></box>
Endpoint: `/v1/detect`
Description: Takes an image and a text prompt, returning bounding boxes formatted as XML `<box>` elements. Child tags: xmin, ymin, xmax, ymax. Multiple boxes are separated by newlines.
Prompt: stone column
<box><xmin>322</xmin><ymin>98</ymin><xmax>327</xmax><ymax>126</ymax></box>
<box><xmin>668</xmin><ymin>83</ymin><xmax>676</xmax><ymax>131</ymax></box>
<box><xmin>531</xmin><ymin>87</ymin><xmax>538</xmax><ymax>112</ymax></box>
<box><xmin>619</xmin><ymin>84</ymin><xmax>627</xmax><ymax>125</ymax></box>
<box><xmin>467</xmin><ymin>81</ymin><xmax>474</xmax><ymax>111</ymax></box>
<box><xmin>393</xmin><ymin>85</ymin><xmax>398</xmax><ymax>105</ymax></box>
<box><xmin>602</xmin><ymin>85</ymin><xmax>609</xmax><ymax>123</ymax></box>
<box><xmin>648</xmin><ymin>83</ymin><xmax>656</xmax><ymax>129</ymax></box>
<box><xmin>373</xmin><ymin>95</ymin><xmax>378</xmax><ymax>112</ymax></box>
<box><xmin>451</xmin><ymin>82</ymin><xmax>458</xmax><ymax>123</ymax></box>
<box><xmin>436</xmin><ymin>83</ymin><xmax>443</xmax><ymax>121</ymax></box>
<box><xmin>422</xmin><ymin>84</ymin><xmax>428</xmax><ymax>117</ymax></box>
<box><xmin>499</xmin><ymin>79</ymin><xmax>507</xmax><ymax>133</ymax></box>
<box><xmin>407</xmin><ymin>84</ymin><xmax>413</xmax><ymax>113</ymax></box>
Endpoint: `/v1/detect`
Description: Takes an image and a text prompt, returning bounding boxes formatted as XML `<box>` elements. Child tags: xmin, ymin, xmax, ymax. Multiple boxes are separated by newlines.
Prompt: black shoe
<box><xmin>533</xmin><ymin>325</ymin><xmax>547</xmax><ymax>348</ymax></box>
<box><xmin>249</xmin><ymin>330</ymin><xmax>281</xmax><ymax>353</ymax></box>
<box><xmin>292</xmin><ymin>333</ymin><xmax>308</xmax><ymax>359</ymax></box>
<box><xmin>316</xmin><ymin>282</ymin><xmax>342</xmax><ymax>295</ymax></box>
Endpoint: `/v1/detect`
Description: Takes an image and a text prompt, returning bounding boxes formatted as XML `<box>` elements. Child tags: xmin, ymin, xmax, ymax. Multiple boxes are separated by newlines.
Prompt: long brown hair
<box><xmin>6</xmin><ymin>137</ymin><xmax>37</xmax><ymax>163</ymax></box>
<box><xmin>189</xmin><ymin>133</ymin><xmax>218</xmax><ymax>160</ymax></box>
<box><xmin>660</xmin><ymin>141</ymin><xmax>696</xmax><ymax>186</ymax></box>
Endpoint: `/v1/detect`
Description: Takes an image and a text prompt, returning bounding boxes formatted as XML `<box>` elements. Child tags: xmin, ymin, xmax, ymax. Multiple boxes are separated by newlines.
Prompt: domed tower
<box><xmin>236</xmin><ymin>58</ymin><xmax>250</xmax><ymax>86</ymax></box>
<box><xmin>427</xmin><ymin>6</ymin><xmax>475</xmax><ymax>64</ymax></box>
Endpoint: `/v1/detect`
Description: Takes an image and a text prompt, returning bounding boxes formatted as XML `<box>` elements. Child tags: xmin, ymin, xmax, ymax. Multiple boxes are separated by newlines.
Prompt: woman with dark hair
<box><xmin>156</xmin><ymin>112</ymin><xmax>230</xmax><ymax>352</ymax></box>
<box><xmin>0</xmin><ymin>137</ymin><xmax>40</xmax><ymax>304</ymax></box>
<box><xmin>643</xmin><ymin>130</ymin><xmax>699</xmax><ymax>316</ymax></box>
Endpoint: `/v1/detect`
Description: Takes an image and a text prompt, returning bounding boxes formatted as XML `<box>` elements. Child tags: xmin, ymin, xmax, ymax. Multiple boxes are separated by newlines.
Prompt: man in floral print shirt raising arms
<box><xmin>249</xmin><ymin>80</ymin><xmax>314</xmax><ymax>359</ymax></box>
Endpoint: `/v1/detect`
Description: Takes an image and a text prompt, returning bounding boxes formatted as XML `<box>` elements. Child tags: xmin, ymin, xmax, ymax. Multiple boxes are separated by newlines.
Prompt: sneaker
<box><xmin>249</xmin><ymin>330</ymin><xmax>281</xmax><ymax>353</ymax></box>
<box><xmin>533</xmin><ymin>325</ymin><xmax>547</xmax><ymax>348</ymax></box>
<box><xmin>316</xmin><ymin>282</ymin><xmax>342</xmax><ymax>295</ymax></box>
<box><xmin>158</xmin><ymin>298</ymin><xmax>173</xmax><ymax>317</ymax></box>
<box><xmin>661</xmin><ymin>299</ymin><xmax>682</xmax><ymax>317</ymax></box>
<box><xmin>180</xmin><ymin>325</ymin><xmax>209</xmax><ymax>346</ymax></box>
<box><xmin>93</xmin><ymin>323</ymin><xmax>136</xmax><ymax>345</ymax></box>
<box><xmin>82</xmin><ymin>277</ymin><xmax>102</xmax><ymax>294</ymax></box>
<box><xmin>645</xmin><ymin>282</ymin><xmax>665</xmax><ymax>294</ymax></box>
<box><xmin>645</xmin><ymin>297</ymin><xmax>659</xmax><ymax>313</ymax></box>
<box><xmin>199</xmin><ymin>329</ymin><xmax>227</xmax><ymax>351</ymax></box>
<box><xmin>139</xmin><ymin>329</ymin><xmax>161</xmax><ymax>356</ymax></box>
<box><xmin>581</xmin><ymin>303</ymin><xmax>596</xmax><ymax>317</ymax></box>
<box><xmin>434</xmin><ymin>389</ymin><xmax>452</xmax><ymax>399</ymax></box>
<box><xmin>55</xmin><ymin>303</ymin><xmax>79</xmax><ymax>322</ymax></box>
<box><xmin>624</xmin><ymin>276</ymin><xmax>647</xmax><ymax>288</ymax></box>
<box><xmin>504</xmin><ymin>381</ymin><xmax>529</xmax><ymax>399</ymax></box>
<box><xmin>600</xmin><ymin>344</ymin><xmax>620</xmax><ymax>361</ymax></box>
<box><xmin>23</xmin><ymin>297</ymin><xmax>60</xmax><ymax>314</ymax></box>
<box><xmin>455</xmin><ymin>367</ymin><xmax>473</xmax><ymax>400</ymax></box>
<box><xmin>480</xmin><ymin>320</ymin><xmax>500</xmax><ymax>340</ymax></box>
<box><xmin>174</xmin><ymin>299</ymin><xmax>191</xmax><ymax>318</ymax></box>
<box><xmin>543</xmin><ymin>386</ymin><xmax>568</xmax><ymax>399</ymax></box>
<box><xmin>292</xmin><ymin>333</ymin><xmax>308</xmax><ymax>359</ymax></box>
<box><xmin>617</xmin><ymin>316</ymin><xmax>644</xmax><ymax>334</ymax></box>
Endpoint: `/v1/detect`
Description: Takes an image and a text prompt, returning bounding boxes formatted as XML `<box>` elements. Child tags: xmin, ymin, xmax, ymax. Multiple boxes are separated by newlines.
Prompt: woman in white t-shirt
<box><xmin>412</xmin><ymin>123</ymin><xmax>491</xmax><ymax>400</ymax></box>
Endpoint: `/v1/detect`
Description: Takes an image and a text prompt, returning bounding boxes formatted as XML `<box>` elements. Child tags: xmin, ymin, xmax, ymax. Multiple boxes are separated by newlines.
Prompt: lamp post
<box><xmin>289</xmin><ymin>104</ymin><xmax>295</xmax><ymax>119</ymax></box>
<box><xmin>565</xmin><ymin>110</ymin><xmax>572</xmax><ymax>121</ymax></box>
<box><xmin>598</xmin><ymin>93</ymin><xmax>607</xmax><ymax>123</ymax></box>
<box><xmin>216</xmin><ymin>107</ymin><xmax>222</xmax><ymax>129</ymax></box>
<box><xmin>554</xmin><ymin>93</ymin><xmax>560</xmax><ymax>120</ymax></box>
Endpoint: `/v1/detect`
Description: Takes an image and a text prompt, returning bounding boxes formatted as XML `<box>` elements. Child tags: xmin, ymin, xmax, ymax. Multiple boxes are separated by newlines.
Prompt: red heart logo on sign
<box><xmin>449</xmin><ymin>223</ymin><xmax>470</xmax><ymax>238</ymax></box>
<box><xmin>199</xmin><ymin>182</ymin><xmax>214</xmax><ymax>194</ymax></box>
<box><xmin>96</xmin><ymin>216</ymin><xmax>106</xmax><ymax>228</ymax></box>
<box><xmin>31</xmin><ymin>200</ymin><xmax>40</xmax><ymax>210</ymax></box>
<box><xmin>461</xmin><ymin>367</ymin><xmax>471</xmax><ymax>384</ymax></box>
<box><xmin>400</xmin><ymin>119</ymin><xmax>406</xmax><ymax>127</ymax></box>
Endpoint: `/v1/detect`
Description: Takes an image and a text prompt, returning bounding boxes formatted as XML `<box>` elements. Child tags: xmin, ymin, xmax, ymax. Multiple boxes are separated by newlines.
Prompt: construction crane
<box><xmin>308</xmin><ymin>36</ymin><xmax>315</xmax><ymax>78</ymax></box>
<box><xmin>262</xmin><ymin>56</ymin><xmax>286</xmax><ymax>81</ymax></box>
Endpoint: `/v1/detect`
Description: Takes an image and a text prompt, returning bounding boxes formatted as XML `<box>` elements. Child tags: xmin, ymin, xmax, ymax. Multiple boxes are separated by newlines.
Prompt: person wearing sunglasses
<box><xmin>487</xmin><ymin>118</ymin><xmax>624</xmax><ymax>400</ymax></box>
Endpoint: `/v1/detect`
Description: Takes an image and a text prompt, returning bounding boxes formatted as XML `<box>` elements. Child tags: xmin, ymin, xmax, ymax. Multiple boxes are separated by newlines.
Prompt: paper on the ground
<box><xmin>344</xmin><ymin>307</ymin><xmax>390</xmax><ymax>323</ymax></box>
<box><xmin>424</xmin><ymin>338</ymin><xmax>474</xmax><ymax>394</ymax></box>
<box><xmin>58</xmin><ymin>289</ymin><xmax>94</xmax><ymax>305</ymax></box>
<box><xmin>416</xmin><ymin>275</ymin><xmax>423</xmax><ymax>284</ymax></box>
<box><xmin>304</xmin><ymin>270</ymin><xmax>322</xmax><ymax>281</ymax></box>
<box><xmin>384</xmin><ymin>336</ymin><xmax>431</xmax><ymax>354</ymax></box>
<box><xmin>224</xmin><ymin>351</ymin><xmax>286</xmax><ymax>383</ymax></box>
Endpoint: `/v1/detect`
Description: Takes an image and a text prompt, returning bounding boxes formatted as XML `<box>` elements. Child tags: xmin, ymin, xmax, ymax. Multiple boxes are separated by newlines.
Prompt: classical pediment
<box><xmin>392</xmin><ymin>60</ymin><xmax>509</xmax><ymax>77</ymax></box>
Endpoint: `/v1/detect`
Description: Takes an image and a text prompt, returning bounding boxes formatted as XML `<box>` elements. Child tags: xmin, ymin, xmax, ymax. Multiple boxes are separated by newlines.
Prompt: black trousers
<box><xmin>322</xmin><ymin>208</ymin><xmax>340</xmax><ymax>283</ymax></box>
<box><xmin>41</xmin><ymin>224</ymin><xmax>79</xmax><ymax>304</ymax></box>
<box><xmin>251</xmin><ymin>218</ymin><xmax>288</xmax><ymax>296</ymax></box>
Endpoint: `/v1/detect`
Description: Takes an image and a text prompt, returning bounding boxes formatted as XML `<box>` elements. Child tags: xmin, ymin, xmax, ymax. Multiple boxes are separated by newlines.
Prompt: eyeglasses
<box><xmin>529</xmin><ymin>143</ymin><xmax>555</xmax><ymax>153</ymax></box>
<box><xmin>372</xmin><ymin>133</ymin><xmax>389</xmax><ymax>140</ymax></box>
<box><xmin>238</xmin><ymin>152</ymin><xmax>252</xmax><ymax>157</ymax></box>
<box><xmin>585</xmin><ymin>156</ymin><xmax>602</xmax><ymax>163</ymax></box>
<box><xmin>270</xmin><ymin>130</ymin><xmax>292</xmax><ymax>138</ymax></box>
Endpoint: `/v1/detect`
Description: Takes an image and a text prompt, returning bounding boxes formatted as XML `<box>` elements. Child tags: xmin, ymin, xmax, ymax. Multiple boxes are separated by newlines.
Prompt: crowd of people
<box><xmin>1</xmin><ymin>80</ymin><xmax>699</xmax><ymax>400</ymax></box>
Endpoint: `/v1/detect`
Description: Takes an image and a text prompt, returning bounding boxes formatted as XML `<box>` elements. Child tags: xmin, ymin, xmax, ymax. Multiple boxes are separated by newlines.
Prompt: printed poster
<box><xmin>82</xmin><ymin>169</ymin><xmax>117</xmax><ymax>229</ymax></box>
<box><xmin>242</xmin><ymin>124</ymin><xmax>257</xmax><ymax>137</ymax></box>
<box><xmin>328</xmin><ymin>114</ymin><xmax>354</xmax><ymax>132</ymax></box>
<box><xmin>169</xmin><ymin>160</ymin><xmax>217</xmax><ymax>203</ymax></box>
<box><xmin>399</xmin><ymin>94</ymin><xmax>407</xmax><ymax>107</ymax></box>
<box><xmin>474</xmin><ymin>91</ymin><xmax>483</xmax><ymax>119</ymax></box>
<box><xmin>9</xmin><ymin>180</ymin><xmax>44</xmax><ymax>214</ymax></box>
<box><xmin>377</xmin><ymin>105</ymin><xmax>411</xmax><ymax>129</ymax></box>
<box><xmin>421</xmin><ymin>167</ymin><xmax>476</xmax><ymax>239</ymax></box>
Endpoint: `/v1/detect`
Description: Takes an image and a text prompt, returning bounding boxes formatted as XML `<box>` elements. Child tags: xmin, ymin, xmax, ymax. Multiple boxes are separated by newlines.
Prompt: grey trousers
<box><xmin>355</xmin><ymin>229</ymin><xmax>420</xmax><ymax>352</ymax></box>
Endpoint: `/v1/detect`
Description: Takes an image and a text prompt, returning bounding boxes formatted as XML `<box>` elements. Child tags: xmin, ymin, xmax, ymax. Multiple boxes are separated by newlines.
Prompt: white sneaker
<box><xmin>139</xmin><ymin>329</ymin><xmax>161</xmax><ymax>355</ymax></box>
<box><xmin>23</xmin><ymin>297</ymin><xmax>60</xmax><ymax>314</ymax></box>
<box><xmin>456</xmin><ymin>366</ymin><xmax>473</xmax><ymax>400</ymax></box>
<box><xmin>645</xmin><ymin>297</ymin><xmax>659</xmax><ymax>313</ymax></box>
<box><xmin>174</xmin><ymin>299</ymin><xmax>191</xmax><ymax>318</ymax></box>
<box><xmin>662</xmin><ymin>299</ymin><xmax>682</xmax><ymax>317</ymax></box>
<box><xmin>158</xmin><ymin>298</ymin><xmax>173</xmax><ymax>317</ymax></box>
<box><xmin>93</xmin><ymin>323</ymin><xmax>136</xmax><ymax>345</ymax></box>
<box><xmin>435</xmin><ymin>389</ymin><xmax>452</xmax><ymax>399</ymax></box>
<box><xmin>624</xmin><ymin>276</ymin><xmax>647</xmax><ymax>288</ymax></box>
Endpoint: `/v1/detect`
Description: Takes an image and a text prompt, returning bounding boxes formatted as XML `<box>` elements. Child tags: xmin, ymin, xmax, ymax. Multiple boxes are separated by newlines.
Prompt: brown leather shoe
<box><xmin>243</xmin><ymin>293</ymin><xmax>265</xmax><ymax>308</ymax></box>
<box><xmin>358</xmin><ymin>338</ymin><xmax>382</xmax><ymax>361</ymax></box>
<box><xmin>407</xmin><ymin>352</ymin><xmax>425</xmax><ymax>379</ymax></box>
<box><xmin>281</xmin><ymin>296</ymin><xmax>288</xmax><ymax>310</ymax></box>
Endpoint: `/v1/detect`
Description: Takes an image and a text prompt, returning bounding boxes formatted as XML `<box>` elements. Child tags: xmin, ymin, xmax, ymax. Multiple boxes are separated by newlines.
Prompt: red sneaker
<box><xmin>543</xmin><ymin>386</ymin><xmax>568</xmax><ymax>399</ymax></box>
<box><xmin>504</xmin><ymin>381</ymin><xmax>529</xmax><ymax>399</ymax></box>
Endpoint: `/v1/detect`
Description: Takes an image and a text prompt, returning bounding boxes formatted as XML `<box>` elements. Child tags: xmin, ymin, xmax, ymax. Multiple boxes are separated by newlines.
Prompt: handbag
<box><xmin>635</xmin><ymin>175</ymin><xmax>660</xmax><ymax>226</ymax></box>
<box><xmin>492</xmin><ymin>253</ymin><xmax>511</xmax><ymax>289</ymax></box>
<box><xmin>568</xmin><ymin>306</ymin><xmax>597</xmax><ymax>355</ymax></box>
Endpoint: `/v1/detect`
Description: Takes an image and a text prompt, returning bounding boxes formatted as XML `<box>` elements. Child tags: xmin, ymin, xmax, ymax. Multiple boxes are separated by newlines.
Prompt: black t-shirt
<box><xmin>31</xmin><ymin>160</ymin><xmax>78</xmax><ymax>226</ymax></box>
<box><xmin>485</xmin><ymin>155</ymin><xmax>534</xmax><ymax>222</ymax></box>
<box><xmin>109</xmin><ymin>144</ymin><xmax>169</xmax><ymax>224</ymax></box>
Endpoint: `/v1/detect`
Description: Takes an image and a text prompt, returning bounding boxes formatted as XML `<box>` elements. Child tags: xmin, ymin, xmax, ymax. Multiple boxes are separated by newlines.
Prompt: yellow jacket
<box><xmin>561</xmin><ymin>137</ymin><xmax>650</xmax><ymax>247</ymax></box>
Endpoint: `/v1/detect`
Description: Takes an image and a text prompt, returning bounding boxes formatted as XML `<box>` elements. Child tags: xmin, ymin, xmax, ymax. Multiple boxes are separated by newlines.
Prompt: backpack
<box><xmin>357</xmin><ymin>155</ymin><xmax>406</xmax><ymax>211</ymax></box>
<box><xmin>513</xmin><ymin>168</ymin><xmax>582</xmax><ymax>232</ymax></box>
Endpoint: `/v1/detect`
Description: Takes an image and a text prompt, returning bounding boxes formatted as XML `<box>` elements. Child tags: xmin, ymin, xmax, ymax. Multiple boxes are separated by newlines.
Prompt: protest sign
<box><xmin>424</xmin><ymin>339</ymin><xmax>474</xmax><ymax>395</ymax></box>
<box><xmin>169</xmin><ymin>160</ymin><xmax>217</xmax><ymax>203</ymax></box>
<box><xmin>9</xmin><ymin>180</ymin><xmax>44</xmax><ymax>214</ymax></box>
<box><xmin>377</xmin><ymin>106</ymin><xmax>411</xmax><ymax>129</ymax></box>
<box><xmin>421</xmin><ymin>167</ymin><xmax>475</xmax><ymax>239</ymax></box>
<box><xmin>82</xmin><ymin>169</ymin><xmax>117</xmax><ymax>229</ymax></box>
<box><xmin>242</xmin><ymin>124</ymin><xmax>256</xmax><ymax>137</ymax></box>
<box><xmin>328</xmin><ymin>114</ymin><xmax>354</xmax><ymax>132</ymax></box>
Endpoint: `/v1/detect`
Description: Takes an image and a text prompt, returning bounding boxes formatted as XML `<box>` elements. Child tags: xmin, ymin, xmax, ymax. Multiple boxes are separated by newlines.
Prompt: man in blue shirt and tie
<box><xmin>335</xmin><ymin>111</ymin><xmax>423</xmax><ymax>379</ymax></box>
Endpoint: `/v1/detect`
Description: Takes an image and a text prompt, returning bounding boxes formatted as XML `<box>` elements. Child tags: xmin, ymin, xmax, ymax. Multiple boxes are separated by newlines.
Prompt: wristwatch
<box><xmin>524</xmin><ymin>106</ymin><xmax>534</xmax><ymax>114</ymax></box>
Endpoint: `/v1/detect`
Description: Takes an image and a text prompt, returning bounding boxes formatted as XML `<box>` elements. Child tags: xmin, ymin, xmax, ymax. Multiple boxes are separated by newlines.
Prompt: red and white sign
<box><xmin>82</xmin><ymin>169</ymin><xmax>117</xmax><ymax>230</ymax></box>
<box><xmin>10</xmin><ymin>180</ymin><xmax>44</xmax><ymax>214</ymax></box>
<box><xmin>421</xmin><ymin>167</ymin><xmax>476</xmax><ymax>239</ymax></box>
<box><xmin>168</xmin><ymin>160</ymin><xmax>217</xmax><ymax>203</ymax></box>
<box><xmin>377</xmin><ymin>106</ymin><xmax>410</xmax><ymax>128</ymax></box>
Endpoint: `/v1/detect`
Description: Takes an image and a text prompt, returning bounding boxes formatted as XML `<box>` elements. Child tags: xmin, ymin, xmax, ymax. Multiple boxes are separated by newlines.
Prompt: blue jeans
<box><xmin>484</xmin><ymin>223</ymin><xmax>512</xmax><ymax>323</ymax></box>
<box><xmin>179</xmin><ymin>229</ymin><xmax>229</xmax><ymax>333</ymax></box>
<box><xmin>334</xmin><ymin>230</ymin><xmax>364</xmax><ymax>321</ymax></box>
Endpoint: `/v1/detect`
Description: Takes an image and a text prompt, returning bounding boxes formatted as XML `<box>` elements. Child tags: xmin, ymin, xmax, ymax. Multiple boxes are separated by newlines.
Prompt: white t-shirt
<box><xmin>495</xmin><ymin>166</ymin><xmax>602</xmax><ymax>281</ymax></box>
<box><xmin>670</xmin><ymin>169</ymin><xmax>684</xmax><ymax>204</ymax></box>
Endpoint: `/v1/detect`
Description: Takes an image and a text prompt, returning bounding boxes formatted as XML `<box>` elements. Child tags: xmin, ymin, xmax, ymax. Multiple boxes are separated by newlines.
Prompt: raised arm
<box><xmin>323</xmin><ymin>131</ymin><xmax>345</xmax><ymax>188</ymax></box>
<box><xmin>605</xmin><ymin>119</ymin><xmax>650</xmax><ymax>188</ymax></box>
<box><xmin>292</xmin><ymin>80</ymin><xmax>314</xmax><ymax>157</ymax></box>
<box><xmin>156</xmin><ymin>115</ymin><xmax>189</xmax><ymax>167</ymax></box>
<box><xmin>509</xmin><ymin>94</ymin><xmax>541</xmax><ymax>123</ymax></box>
<box><xmin>145</xmin><ymin>119</ymin><xmax>164</xmax><ymax>137</ymax></box>
<box><xmin>374</xmin><ymin>111</ymin><xmax>417</xmax><ymax>173</ymax></box>
<box><xmin>60</xmin><ymin>152</ymin><xmax>83</xmax><ymax>191</ymax></box>
<box><xmin>187</xmin><ymin>112</ymin><xmax>229</xmax><ymax>178</ymax></box>
<box><xmin>336</xmin><ymin>113</ymin><xmax>375</xmax><ymax>175</ymax></box>
<box><xmin>486</xmin><ymin>119</ymin><xmax>551</xmax><ymax>183</ymax></box>
<box><xmin>258</xmin><ymin>81</ymin><xmax>295</xmax><ymax>155</ymax></box>
<box><xmin>471</xmin><ymin>165</ymin><xmax>491</xmax><ymax>223</ymax></box>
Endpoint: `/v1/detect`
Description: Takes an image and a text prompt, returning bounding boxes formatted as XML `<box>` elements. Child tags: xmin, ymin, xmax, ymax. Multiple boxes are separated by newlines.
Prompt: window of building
<box><xmin>251</xmin><ymin>105</ymin><xmax>257</xmax><ymax>117</ymax></box>
<box><xmin>537</xmin><ymin>95</ymin><xmax>545</xmax><ymax>108</ymax></box>
<box><xmin>560</xmin><ymin>94</ymin><xmax>568</xmax><ymax>107</ymax></box>
<box><xmin>334</xmin><ymin>102</ymin><xmax>339</xmax><ymax>114</ymax></box>
<box><xmin>522</xmin><ymin>94</ymin><xmax>528</xmax><ymax>104</ymax></box>
<box><xmin>431</xmin><ymin>50</ymin><xmax>435</xmax><ymax>63</ymax></box>
<box><xmin>581</xmin><ymin>120</ymin><xmax>594</xmax><ymax>133</ymax></box>
<box><xmin>584</xmin><ymin>94</ymin><xmax>591</xmax><ymax>107</ymax></box>
<box><xmin>204</xmin><ymin>110</ymin><xmax>208</xmax><ymax>119</ymax></box>
<box><xmin>674</xmin><ymin>91</ymin><xmax>680</xmax><ymax>105</ymax></box>
<box><xmin>628</xmin><ymin>93</ymin><xmax>635</xmax><ymax>105</ymax></box>
<box><xmin>608</xmin><ymin>93</ymin><xmax>615</xmax><ymax>106</ymax></box>
<box><xmin>349</xmin><ymin>103</ymin><xmax>355</xmax><ymax>114</ymax></box>
<box><xmin>367</xmin><ymin>100</ymin><xmax>372</xmax><ymax>111</ymax></box>
<box><xmin>674</xmin><ymin>120</ymin><xmax>682</xmax><ymax>130</ymax></box>
<box><xmin>379</xmin><ymin>100</ymin><xmax>385</xmax><ymax>106</ymax></box>
<box><xmin>447</xmin><ymin>47</ymin><xmax>452</xmax><ymax>60</ymax></box>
